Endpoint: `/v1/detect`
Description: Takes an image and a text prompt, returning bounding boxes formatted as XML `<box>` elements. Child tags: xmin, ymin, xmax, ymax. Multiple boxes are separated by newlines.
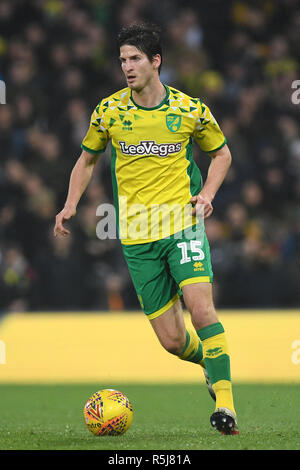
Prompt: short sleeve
<box><xmin>81</xmin><ymin>100</ymin><xmax>110</xmax><ymax>154</ymax></box>
<box><xmin>193</xmin><ymin>101</ymin><xmax>227</xmax><ymax>153</ymax></box>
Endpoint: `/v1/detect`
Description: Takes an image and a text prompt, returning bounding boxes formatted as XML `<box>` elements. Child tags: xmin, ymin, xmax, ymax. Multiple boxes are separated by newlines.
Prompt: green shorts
<box><xmin>122</xmin><ymin>225</ymin><xmax>213</xmax><ymax>320</ymax></box>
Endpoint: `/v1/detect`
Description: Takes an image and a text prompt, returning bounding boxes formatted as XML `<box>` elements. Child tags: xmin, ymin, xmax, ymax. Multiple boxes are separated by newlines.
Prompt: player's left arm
<box><xmin>190</xmin><ymin>144</ymin><xmax>232</xmax><ymax>218</ymax></box>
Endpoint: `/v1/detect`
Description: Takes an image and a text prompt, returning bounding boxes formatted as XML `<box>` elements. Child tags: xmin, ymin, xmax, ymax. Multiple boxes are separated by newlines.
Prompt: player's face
<box><xmin>120</xmin><ymin>45</ymin><xmax>160</xmax><ymax>91</ymax></box>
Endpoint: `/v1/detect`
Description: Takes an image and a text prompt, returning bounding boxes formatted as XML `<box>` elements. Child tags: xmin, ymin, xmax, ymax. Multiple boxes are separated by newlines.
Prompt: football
<box><xmin>83</xmin><ymin>389</ymin><xmax>133</xmax><ymax>436</ymax></box>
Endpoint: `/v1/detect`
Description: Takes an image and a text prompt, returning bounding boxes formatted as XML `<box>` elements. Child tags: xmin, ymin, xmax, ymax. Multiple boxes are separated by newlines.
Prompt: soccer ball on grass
<box><xmin>83</xmin><ymin>389</ymin><xmax>133</xmax><ymax>436</ymax></box>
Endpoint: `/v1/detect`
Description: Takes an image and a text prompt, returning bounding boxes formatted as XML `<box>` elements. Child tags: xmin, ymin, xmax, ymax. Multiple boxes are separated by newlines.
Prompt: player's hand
<box><xmin>190</xmin><ymin>192</ymin><xmax>213</xmax><ymax>219</ymax></box>
<box><xmin>54</xmin><ymin>204</ymin><xmax>76</xmax><ymax>237</ymax></box>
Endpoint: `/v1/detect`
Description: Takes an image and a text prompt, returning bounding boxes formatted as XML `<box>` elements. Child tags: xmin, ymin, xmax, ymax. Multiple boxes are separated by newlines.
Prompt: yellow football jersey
<box><xmin>81</xmin><ymin>85</ymin><xmax>226</xmax><ymax>244</ymax></box>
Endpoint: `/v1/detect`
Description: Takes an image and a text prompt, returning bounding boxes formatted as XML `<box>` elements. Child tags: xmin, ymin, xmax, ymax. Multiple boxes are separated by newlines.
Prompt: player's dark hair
<box><xmin>117</xmin><ymin>22</ymin><xmax>163</xmax><ymax>74</ymax></box>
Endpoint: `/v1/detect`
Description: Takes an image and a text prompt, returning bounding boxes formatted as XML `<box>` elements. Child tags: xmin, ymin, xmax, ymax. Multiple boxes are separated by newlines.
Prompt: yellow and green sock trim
<box><xmin>197</xmin><ymin>321</ymin><xmax>235</xmax><ymax>414</ymax></box>
<box><xmin>178</xmin><ymin>327</ymin><xmax>204</xmax><ymax>367</ymax></box>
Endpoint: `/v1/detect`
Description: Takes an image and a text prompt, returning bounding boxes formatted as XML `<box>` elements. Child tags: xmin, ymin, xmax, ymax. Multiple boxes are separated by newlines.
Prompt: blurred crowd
<box><xmin>0</xmin><ymin>0</ymin><xmax>300</xmax><ymax>312</ymax></box>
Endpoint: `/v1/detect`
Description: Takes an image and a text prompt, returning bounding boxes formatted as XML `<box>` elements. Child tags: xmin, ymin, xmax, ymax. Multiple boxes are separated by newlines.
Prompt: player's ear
<box><xmin>152</xmin><ymin>54</ymin><xmax>161</xmax><ymax>72</ymax></box>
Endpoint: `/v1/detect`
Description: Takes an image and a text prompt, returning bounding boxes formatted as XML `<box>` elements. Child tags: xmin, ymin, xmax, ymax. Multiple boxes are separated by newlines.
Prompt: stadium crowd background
<box><xmin>0</xmin><ymin>0</ymin><xmax>299</xmax><ymax>313</ymax></box>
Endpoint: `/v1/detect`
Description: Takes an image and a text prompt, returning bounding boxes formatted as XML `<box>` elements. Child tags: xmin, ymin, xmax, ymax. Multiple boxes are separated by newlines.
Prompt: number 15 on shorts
<box><xmin>177</xmin><ymin>240</ymin><xmax>205</xmax><ymax>264</ymax></box>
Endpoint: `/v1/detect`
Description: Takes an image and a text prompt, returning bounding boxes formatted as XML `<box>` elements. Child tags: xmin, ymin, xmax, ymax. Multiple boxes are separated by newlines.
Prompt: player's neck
<box><xmin>132</xmin><ymin>80</ymin><xmax>166</xmax><ymax>109</ymax></box>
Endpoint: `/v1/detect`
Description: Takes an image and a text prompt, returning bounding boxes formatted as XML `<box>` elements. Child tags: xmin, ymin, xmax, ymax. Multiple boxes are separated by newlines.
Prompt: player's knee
<box><xmin>190</xmin><ymin>303</ymin><xmax>218</xmax><ymax>330</ymax></box>
<box><xmin>162</xmin><ymin>334</ymin><xmax>186</xmax><ymax>356</ymax></box>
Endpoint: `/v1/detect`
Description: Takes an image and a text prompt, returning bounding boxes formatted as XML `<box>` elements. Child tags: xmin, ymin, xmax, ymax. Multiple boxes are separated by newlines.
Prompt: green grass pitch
<box><xmin>0</xmin><ymin>383</ymin><xmax>299</xmax><ymax>450</ymax></box>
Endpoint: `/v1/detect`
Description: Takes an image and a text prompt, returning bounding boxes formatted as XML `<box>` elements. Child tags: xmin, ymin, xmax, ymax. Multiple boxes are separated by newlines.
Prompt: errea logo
<box><xmin>122</xmin><ymin>120</ymin><xmax>132</xmax><ymax>131</ymax></box>
<box><xmin>193</xmin><ymin>261</ymin><xmax>204</xmax><ymax>271</ymax></box>
<box><xmin>119</xmin><ymin>140</ymin><xmax>182</xmax><ymax>157</ymax></box>
<box><xmin>206</xmin><ymin>347</ymin><xmax>223</xmax><ymax>357</ymax></box>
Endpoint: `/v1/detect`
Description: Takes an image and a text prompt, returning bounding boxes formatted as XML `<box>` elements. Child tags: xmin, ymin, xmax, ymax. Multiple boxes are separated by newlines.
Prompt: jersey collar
<box><xmin>130</xmin><ymin>85</ymin><xmax>169</xmax><ymax>111</ymax></box>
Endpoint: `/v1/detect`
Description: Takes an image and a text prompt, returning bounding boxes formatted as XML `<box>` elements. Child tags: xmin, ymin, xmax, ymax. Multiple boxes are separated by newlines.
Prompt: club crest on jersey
<box><xmin>166</xmin><ymin>114</ymin><xmax>182</xmax><ymax>132</ymax></box>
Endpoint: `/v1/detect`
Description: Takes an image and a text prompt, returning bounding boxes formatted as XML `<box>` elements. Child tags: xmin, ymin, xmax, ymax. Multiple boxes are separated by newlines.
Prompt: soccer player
<box><xmin>54</xmin><ymin>23</ymin><xmax>238</xmax><ymax>435</ymax></box>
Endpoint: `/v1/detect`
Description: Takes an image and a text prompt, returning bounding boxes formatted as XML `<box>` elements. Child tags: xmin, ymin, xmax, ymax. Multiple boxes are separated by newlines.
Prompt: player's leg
<box><xmin>149</xmin><ymin>296</ymin><xmax>216</xmax><ymax>401</ymax></box>
<box><xmin>122</xmin><ymin>241</ymin><xmax>205</xmax><ymax>367</ymax></box>
<box><xmin>122</xmin><ymin>237</ymin><xmax>215</xmax><ymax>401</ymax></box>
<box><xmin>149</xmin><ymin>298</ymin><xmax>186</xmax><ymax>355</ymax></box>
<box><xmin>149</xmin><ymin>298</ymin><xmax>204</xmax><ymax>365</ymax></box>
<box><xmin>181</xmin><ymin>282</ymin><xmax>218</xmax><ymax>330</ymax></box>
<box><xmin>166</xmin><ymin>224</ymin><xmax>238</xmax><ymax>433</ymax></box>
<box><xmin>182</xmin><ymin>282</ymin><xmax>238</xmax><ymax>434</ymax></box>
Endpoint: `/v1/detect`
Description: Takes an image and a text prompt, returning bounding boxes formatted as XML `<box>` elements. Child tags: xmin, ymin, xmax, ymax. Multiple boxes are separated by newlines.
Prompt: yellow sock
<box><xmin>212</xmin><ymin>380</ymin><xmax>236</xmax><ymax>415</ymax></box>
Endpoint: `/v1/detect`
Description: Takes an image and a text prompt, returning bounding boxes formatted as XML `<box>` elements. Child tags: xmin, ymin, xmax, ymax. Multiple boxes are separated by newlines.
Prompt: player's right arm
<box><xmin>54</xmin><ymin>150</ymin><xmax>100</xmax><ymax>237</ymax></box>
<box><xmin>54</xmin><ymin>99</ymin><xmax>109</xmax><ymax>237</ymax></box>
